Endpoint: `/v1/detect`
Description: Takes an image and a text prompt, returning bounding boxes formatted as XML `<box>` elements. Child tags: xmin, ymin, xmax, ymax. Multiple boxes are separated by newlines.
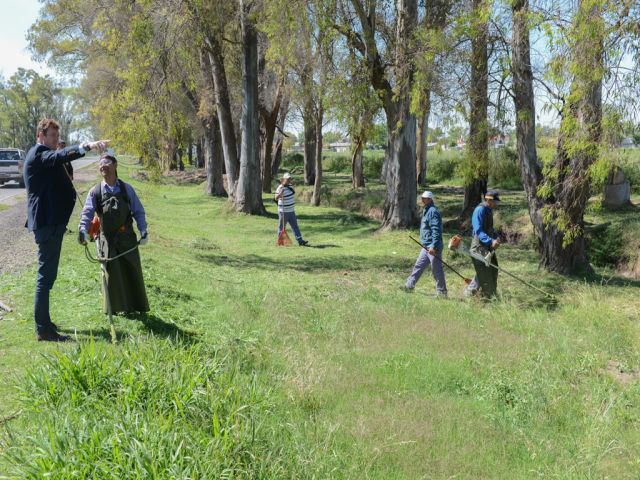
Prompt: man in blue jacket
<box><xmin>404</xmin><ymin>191</ymin><xmax>447</xmax><ymax>297</ymax></box>
<box><xmin>24</xmin><ymin>118</ymin><xmax>108</xmax><ymax>341</ymax></box>
<box><xmin>464</xmin><ymin>190</ymin><xmax>501</xmax><ymax>299</ymax></box>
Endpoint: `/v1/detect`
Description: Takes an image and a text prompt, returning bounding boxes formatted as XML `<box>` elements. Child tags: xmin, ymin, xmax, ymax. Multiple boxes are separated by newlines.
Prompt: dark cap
<box><xmin>485</xmin><ymin>189</ymin><xmax>501</xmax><ymax>202</ymax></box>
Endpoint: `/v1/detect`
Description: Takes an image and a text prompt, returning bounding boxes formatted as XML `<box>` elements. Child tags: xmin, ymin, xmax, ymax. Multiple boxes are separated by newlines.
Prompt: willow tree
<box><xmin>512</xmin><ymin>0</ymin><xmax>608</xmax><ymax>274</ymax></box>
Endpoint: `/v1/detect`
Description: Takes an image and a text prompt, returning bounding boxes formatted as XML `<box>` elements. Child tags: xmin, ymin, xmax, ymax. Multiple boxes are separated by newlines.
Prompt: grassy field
<box><xmin>1</xmin><ymin>159</ymin><xmax>640</xmax><ymax>478</ymax></box>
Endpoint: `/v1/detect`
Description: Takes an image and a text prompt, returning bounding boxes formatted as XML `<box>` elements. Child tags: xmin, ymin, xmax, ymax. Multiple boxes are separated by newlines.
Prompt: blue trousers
<box><xmin>406</xmin><ymin>248</ymin><xmax>447</xmax><ymax>294</ymax></box>
<box><xmin>278</xmin><ymin>211</ymin><xmax>304</xmax><ymax>243</ymax></box>
<box><xmin>33</xmin><ymin>225</ymin><xmax>66</xmax><ymax>334</ymax></box>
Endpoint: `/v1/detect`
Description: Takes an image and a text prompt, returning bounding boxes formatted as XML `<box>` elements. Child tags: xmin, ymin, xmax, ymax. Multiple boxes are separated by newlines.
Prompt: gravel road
<box><xmin>0</xmin><ymin>160</ymin><xmax>98</xmax><ymax>276</ymax></box>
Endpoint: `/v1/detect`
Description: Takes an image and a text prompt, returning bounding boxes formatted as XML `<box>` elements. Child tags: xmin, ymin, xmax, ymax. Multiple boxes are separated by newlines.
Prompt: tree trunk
<box><xmin>188</xmin><ymin>143</ymin><xmax>193</xmax><ymax>167</ymax></box>
<box><xmin>260</xmin><ymin>82</ymin><xmax>283</xmax><ymax>193</ymax></box>
<box><xmin>207</xmin><ymin>37</ymin><xmax>239</xmax><ymax>199</ymax></box>
<box><xmin>272</xmin><ymin>138</ymin><xmax>284</xmax><ymax>177</ymax></box>
<box><xmin>235</xmin><ymin>0</ymin><xmax>265</xmax><ymax>215</ymax></box>
<box><xmin>459</xmin><ymin>0</ymin><xmax>489</xmax><ymax>227</ymax></box>
<box><xmin>512</xmin><ymin>0</ymin><xmax>602</xmax><ymax>275</ymax></box>
<box><xmin>312</xmin><ymin>102</ymin><xmax>324</xmax><ymax>206</ymax></box>
<box><xmin>351</xmin><ymin>137</ymin><xmax>365</xmax><ymax>188</ymax></box>
<box><xmin>271</xmin><ymin>94</ymin><xmax>289</xmax><ymax>177</ymax></box>
<box><xmin>381</xmin><ymin>110</ymin><xmax>419</xmax><ymax>229</ymax></box>
<box><xmin>512</xmin><ymin>0</ymin><xmax>544</xmax><ymax>240</ymax></box>
<box><xmin>205</xmin><ymin>116</ymin><xmax>227</xmax><ymax>197</ymax></box>
<box><xmin>416</xmin><ymin>101</ymin><xmax>430</xmax><ymax>186</ymax></box>
<box><xmin>196</xmin><ymin>139</ymin><xmax>204</xmax><ymax>169</ymax></box>
<box><xmin>380</xmin><ymin>0</ymin><xmax>419</xmax><ymax>229</ymax></box>
<box><xmin>303</xmin><ymin>99</ymin><xmax>316</xmax><ymax>185</ymax></box>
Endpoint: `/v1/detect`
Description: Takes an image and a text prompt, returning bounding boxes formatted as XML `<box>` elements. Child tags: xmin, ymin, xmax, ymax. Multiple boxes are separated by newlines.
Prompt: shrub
<box><xmin>281</xmin><ymin>152</ymin><xmax>303</xmax><ymax>170</ymax></box>
<box><xmin>326</xmin><ymin>154</ymin><xmax>350</xmax><ymax>173</ymax></box>
<box><xmin>364</xmin><ymin>152</ymin><xmax>385</xmax><ymax>179</ymax></box>
<box><xmin>427</xmin><ymin>152</ymin><xmax>460</xmax><ymax>183</ymax></box>
<box><xmin>489</xmin><ymin>147</ymin><xmax>522</xmax><ymax>189</ymax></box>
<box><xmin>587</xmin><ymin>223</ymin><xmax>626</xmax><ymax>267</ymax></box>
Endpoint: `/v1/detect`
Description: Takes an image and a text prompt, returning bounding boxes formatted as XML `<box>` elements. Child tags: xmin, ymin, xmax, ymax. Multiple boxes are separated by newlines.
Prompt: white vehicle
<box><xmin>0</xmin><ymin>148</ymin><xmax>26</xmax><ymax>187</ymax></box>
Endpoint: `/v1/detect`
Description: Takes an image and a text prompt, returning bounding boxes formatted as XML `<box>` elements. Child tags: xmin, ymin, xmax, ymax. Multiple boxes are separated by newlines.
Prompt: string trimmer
<box><xmin>448</xmin><ymin>235</ymin><xmax>555</xmax><ymax>299</ymax></box>
<box><xmin>409</xmin><ymin>236</ymin><xmax>472</xmax><ymax>285</ymax></box>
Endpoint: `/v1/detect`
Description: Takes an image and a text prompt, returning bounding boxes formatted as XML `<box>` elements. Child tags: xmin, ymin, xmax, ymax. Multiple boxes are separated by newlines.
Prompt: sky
<box><xmin>0</xmin><ymin>0</ymin><xmax>52</xmax><ymax>79</ymax></box>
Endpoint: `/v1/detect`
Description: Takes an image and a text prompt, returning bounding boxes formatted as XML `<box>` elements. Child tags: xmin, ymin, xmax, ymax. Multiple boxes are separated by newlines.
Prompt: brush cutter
<box><xmin>409</xmin><ymin>236</ymin><xmax>472</xmax><ymax>285</ymax></box>
<box><xmin>448</xmin><ymin>235</ymin><xmax>555</xmax><ymax>299</ymax></box>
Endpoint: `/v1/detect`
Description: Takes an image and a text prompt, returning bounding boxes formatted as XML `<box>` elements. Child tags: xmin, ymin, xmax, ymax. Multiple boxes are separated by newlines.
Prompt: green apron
<box><xmin>96</xmin><ymin>183</ymin><xmax>149</xmax><ymax>314</ymax></box>
<box><xmin>470</xmin><ymin>205</ymin><xmax>499</xmax><ymax>298</ymax></box>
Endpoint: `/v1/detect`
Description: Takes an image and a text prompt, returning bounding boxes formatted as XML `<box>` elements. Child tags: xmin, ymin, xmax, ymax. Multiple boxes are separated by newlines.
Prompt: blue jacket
<box><xmin>419</xmin><ymin>203</ymin><xmax>443</xmax><ymax>250</ymax></box>
<box><xmin>24</xmin><ymin>144</ymin><xmax>86</xmax><ymax>231</ymax></box>
<box><xmin>471</xmin><ymin>203</ymin><xmax>496</xmax><ymax>247</ymax></box>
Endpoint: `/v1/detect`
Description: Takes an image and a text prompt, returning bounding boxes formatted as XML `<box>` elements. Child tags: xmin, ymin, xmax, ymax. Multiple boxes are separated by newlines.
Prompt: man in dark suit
<box><xmin>58</xmin><ymin>140</ymin><xmax>74</xmax><ymax>180</ymax></box>
<box><xmin>24</xmin><ymin>118</ymin><xmax>108</xmax><ymax>341</ymax></box>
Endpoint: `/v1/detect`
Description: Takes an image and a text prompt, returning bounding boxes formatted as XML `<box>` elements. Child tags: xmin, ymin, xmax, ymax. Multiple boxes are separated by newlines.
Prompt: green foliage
<box><xmin>363</xmin><ymin>151</ymin><xmax>385</xmax><ymax>179</ymax></box>
<box><xmin>325</xmin><ymin>154</ymin><xmax>350</xmax><ymax>173</ymax></box>
<box><xmin>0</xmin><ymin>69</ymin><xmax>82</xmax><ymax>150</ymax></box>
<box><xmin>281</xmin><ymin>152</ymin><xmax>303</xmax><ymax>171</ymax></box>
<box><xmin>586</xmin><ymin>223</ymin><xmax>625</xmax><ymax>267</ymax></box>
<box><xmin>489</xmin><ymin>148</ymin><xmax>522</xmax><ymax>189</ymax></box>
<box><xmin>428</xmin><ymin>152</ymin><xmax>460</xmax><ymax>183</ymax></box>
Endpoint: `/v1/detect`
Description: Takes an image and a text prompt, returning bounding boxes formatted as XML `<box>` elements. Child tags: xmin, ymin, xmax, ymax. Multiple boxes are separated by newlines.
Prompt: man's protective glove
<box><xmin>139</xmin><ymin>231</ymin><xmax>148</xmax><ymax>246</ymax></box>
<box><xmin>77</xmin><ymin>230</ymin><xmax>91</xmax><ymax>245</ymax></box>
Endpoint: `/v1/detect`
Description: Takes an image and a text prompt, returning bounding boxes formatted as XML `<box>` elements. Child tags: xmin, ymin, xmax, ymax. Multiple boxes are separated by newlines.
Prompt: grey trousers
<box><xmin>406</xmin><ymin>248</ymin><xmax>447</xmax><ymax>294</ymax></box>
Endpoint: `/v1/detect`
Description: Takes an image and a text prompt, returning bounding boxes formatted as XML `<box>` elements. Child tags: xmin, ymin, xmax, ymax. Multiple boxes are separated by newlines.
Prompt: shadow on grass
<box><xmin>195</xmin><ymin>251</ymin><xmax>410</xmax><ymax>273</ymax></box>
<box><xmin>304</xmin><ymin>244</ymin><xmax>341</xmax><ymax>249</ymax></box>
<box><xmin>584</xmin><ymin>272</ymin><xmax>640</xmax><ymax>289</ymax></box>
<box><xmin>124</xmin><ymin>312</ymin><xmax>200</xmax><ymax>343</ymax></box>
<box><xmin>61</xmin><ymin>313</ymin><xmax>199</xmax><ymax>343</ymax></box>
<box><xmin>61</xmin><ymin>327</ymin><xmax>126</xmax><ymax>343</ymax></box>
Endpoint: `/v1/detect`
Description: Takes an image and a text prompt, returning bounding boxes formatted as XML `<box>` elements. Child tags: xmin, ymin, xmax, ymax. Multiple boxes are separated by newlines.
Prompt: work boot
<box><xmin>298</xmin><ymin>240</ymin><xmax>309</xmax><ymax>246</ymax></box>
<box><xmin>399</xmin><ymin>285</ymin><xmax>414</xmax><ymax>293</ymax></box>
<box><xmin>37</xmin><ymin>330</ymin><xmax>71</xmax><ymax>342</ymax></box>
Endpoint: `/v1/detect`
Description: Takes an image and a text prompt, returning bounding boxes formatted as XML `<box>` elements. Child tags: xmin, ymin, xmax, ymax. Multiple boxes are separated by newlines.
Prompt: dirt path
<box><xmin>0</xmin><ymin>163</ymin><xmax>98</xmax><ymax>276</ymax></box>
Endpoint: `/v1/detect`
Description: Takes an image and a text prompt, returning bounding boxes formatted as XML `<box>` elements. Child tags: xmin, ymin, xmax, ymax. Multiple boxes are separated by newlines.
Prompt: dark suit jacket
<box><xmin>24</xmin><ymin>144</ymin><xmax>85</xmax><ymax>232</ymax></box>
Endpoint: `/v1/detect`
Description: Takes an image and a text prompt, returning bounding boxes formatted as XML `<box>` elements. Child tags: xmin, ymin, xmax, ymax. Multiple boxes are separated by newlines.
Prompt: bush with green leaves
<box><xmin>281</xmin><ymin>152</ymin><xmax>303</xmax><ymax>170</ymax></box>
<box><xmin>427</xmin><ymin>151</ymin><xmax>460</xmax><ymax>183</ymax></box>
<box><xmin>326</xmin><ymin>154</ymin><xmax>351</xmax><ymax>173</ymax></box>
<box><xmin>363</xmin><ymin>151</ymin><xmax>385</xmax><ymax>179</ymax></box>
<box><xmin>489</xmin><ymin>147</ymin><xmax>522</xmax><ymax>189</ymax></box>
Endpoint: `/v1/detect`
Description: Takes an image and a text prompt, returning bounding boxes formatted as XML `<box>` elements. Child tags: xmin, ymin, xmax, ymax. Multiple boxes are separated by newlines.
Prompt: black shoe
<box><xmin>50</xmin><ymin>322</ymin><xmax>59</xmax><ymax>332</ymax></box>
<box><xmin>37</xmin><ymin>331</ymin><xmax>71</xmax><ymax>342</ymax></box>
<box><xmin>399</xmin><ymin>286</ymin><xmax>414</xmax><ymax>293</ymax></box>
<box><xmin>298</xmin><ymin>240</ymin><xmax>309</xmax><ymax>246</ymax></box>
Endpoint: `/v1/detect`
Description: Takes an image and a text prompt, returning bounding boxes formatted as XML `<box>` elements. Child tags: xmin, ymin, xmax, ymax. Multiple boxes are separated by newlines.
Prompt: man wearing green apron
<box><xmin>78</xmin><ymin>154</ymin><xmax>149</xmax><ymax>313</ymax></box>
<box><xmin>464</xmin><ymin>190</ymin><xmax>501</xmax><ymax>299</ymax></box>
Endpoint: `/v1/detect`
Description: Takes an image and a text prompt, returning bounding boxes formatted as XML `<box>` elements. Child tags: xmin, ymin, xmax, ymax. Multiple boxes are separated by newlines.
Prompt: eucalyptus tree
<box><xmin>334</xmin><ymin>0</ymin><xmax>420</xmax><ymax>229</ymax></box>
<box><xmin>234</xmin><ymin>0</ymin><xmax>266</xmax><ymax>214</ymax></box>
<box><xmin>185</xmin><ymin>0</ymin><xmax>242</xmax><ymax>199</ymax></box>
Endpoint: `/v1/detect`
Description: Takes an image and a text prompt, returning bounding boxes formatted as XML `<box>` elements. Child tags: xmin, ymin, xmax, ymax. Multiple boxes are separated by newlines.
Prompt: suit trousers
<box><xmin>33</xmin><ymin>224</ymin><xmax>66</xmax><ymax>333</ymax></box>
